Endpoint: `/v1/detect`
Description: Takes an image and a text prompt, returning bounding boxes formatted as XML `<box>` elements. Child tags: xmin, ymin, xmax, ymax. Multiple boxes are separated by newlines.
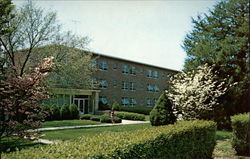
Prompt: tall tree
<box><xmin>182</xmin><ymin>0</ymin><xmax>249</xmax><ymax>118</ymax></box>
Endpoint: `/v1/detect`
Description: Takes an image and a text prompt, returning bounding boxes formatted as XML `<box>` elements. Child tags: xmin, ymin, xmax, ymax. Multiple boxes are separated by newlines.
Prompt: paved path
<box><xmin>29</xmin><ymin>120</ymin><xmax>149</xmax><ymax>132</ymax></box>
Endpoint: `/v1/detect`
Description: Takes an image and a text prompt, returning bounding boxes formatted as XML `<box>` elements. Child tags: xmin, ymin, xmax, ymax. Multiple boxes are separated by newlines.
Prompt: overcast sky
<box><xmin>14</xmin><ymin>0</ymin><xmax>220</xmax><ymax>71</ymax></box>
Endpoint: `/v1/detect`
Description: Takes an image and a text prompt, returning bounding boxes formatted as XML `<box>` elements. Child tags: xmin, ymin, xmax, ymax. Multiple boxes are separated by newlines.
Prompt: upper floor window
<box><xmin>121</xmin><ymin>97</ymin><xmax>129</xmax><ymax>106</ymax></box>
<box><xmin>146</xmin><ymin>98</ymin><xmax>152</xmax><ymax>107</ymax></box>
<box><xmin>98</xmin><ymin>60</ymin><xmax>108</xmax><ymax>70</ymax></box>
<box><xmin>122</xmin><ymin>64</ymin><xmax>129</xmax><ymax>74</ymax></box>
<box><xmin>147</xmin><ymin>84</ymin><xmax>160</xmax><ymax>92</ymax></box>
<box><xmin>153</xmin><ymin>71</ymin><xmax>158</xmax><ymax>79</ymax></box>
<box><xmin>99</xmin><ymin>80</ymin><xmax>108</xmax><ymax>89</ymax></box>
<box><xmin>147</xmin><ymin>84</ymin><xmax>154</xmax><ymax>91</ymax></box>
<box><xmin>113</xmin><ymin>63</ymin><xmax>118</xmax><ymax>70</ymax></box>
<box><xmin>130</xmin><ymin>98</ymin><xmax>137</xmax><ymax>107</ymax></box>
<box><xmin>122</xmin><ymin>81</ymin><xmax>129</xmax><ymax>90</ymax></box>
<box><xmin>130</xmin><ymin>66</ymin><xmax>136</xmax><ymax>75</ymax></box>
<box><xmin>147</xmin><ymin>69</ymin><xmax>152</xmax><ymax>78</ymax></box>
<box><xmin>130</xmin><ymin>82</ymin><xmax>136</xmax><ymax>91</ymax></box>
<box><xmin>154</xmin><ymin>85</ymin><xmax>160</xmax><ymax>92</ymax></box>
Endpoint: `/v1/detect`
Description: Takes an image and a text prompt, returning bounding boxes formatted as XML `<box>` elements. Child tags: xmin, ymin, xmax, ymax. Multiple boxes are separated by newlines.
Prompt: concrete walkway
<box><xmin>29</xmin><ymin>120</ymin><xmax>149</xmax><ymax>132</ymax></box>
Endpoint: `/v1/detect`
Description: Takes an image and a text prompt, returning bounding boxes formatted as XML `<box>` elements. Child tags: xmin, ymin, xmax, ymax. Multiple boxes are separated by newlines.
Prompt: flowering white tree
<box><xmin>167</xmin><ymin>64</ymin><xmax>229</xmax><ymax>120</ymax></box>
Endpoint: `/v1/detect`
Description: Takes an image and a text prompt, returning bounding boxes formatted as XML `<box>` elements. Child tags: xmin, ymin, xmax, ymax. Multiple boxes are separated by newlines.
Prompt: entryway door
<box><xmin>73</xmin><ymin>98</ymin><xmax>89</xmax><ymax>114</ymax></box>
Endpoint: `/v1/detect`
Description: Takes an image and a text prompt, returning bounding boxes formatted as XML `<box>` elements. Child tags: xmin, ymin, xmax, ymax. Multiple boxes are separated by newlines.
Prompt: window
<box><xmin>99</xmin><ymin>97</ymin><xmax>108</xmax><ymax>104</ymax></box>
<box><xmin>121</xmin><ymin>97</ymin><xmax>129</xmax><ymax>106</ymax></box>
<box><xmin>153</xmin><ymin>71</ymin><xmax>158</xmax><ymax>79</ymax></box>
<box><xmin>130</xmin><ymin>66</ymin><xmax>136</xmax><ymax>75</ymax></box>
<box><xmin>99</xmin><ymin>80</ymin><xmax>108</xmax><ymax>89</ymax></box>
<box><xmin>122</xmin><ymin>81</ymin><xmax>129</xmax><ymax>90</ymax></box>
<box><xmin>147</xmin><ymin>69</ymin><xmax>152</xmax><ymax>78</ymax></box>
<box><xmin>154</xmin><ymin>85</ymin><xmax>160</xmax><ymax>92</ymax></box>
<box><xmin>130</xmin><ymin>82</ymin><xmax>136</xmax><ymax>91</ymax></box>
<box><xmin>113</xmin><ymin>80</ymin><xmax>117</xmax><ymax>87</ymax></box>
<box><xmin>122</xmin><ymin>64</ymin><xmax>129</xmax><ymax>73</ymax></box>
<box><xmin>130</xmin><ymin>98</ymin><xmax>137</xmax><ymax>107</ymax></box>
<box><xmin>147</xmin><ymin>84</ymin><xmax>154</xmax><ymax>91</ymax></box>
<box><xmin>98</xmin><ymin>60</ymin><xmax>108</xmax><ymax>70</ymax></box>
<box><xmin>113</xmin><ymin>63</ymin><xmax>118</xmax><ymax>70</ymax></box>
<box><xmin>146</xmin><ymin>98</ymin><xmax>152</xmax><ymax>107</ymax></box>
<box><xmin>91</xmin><ymin>77</ymin><xmax>97</xmax><ymax>84</ymax></box>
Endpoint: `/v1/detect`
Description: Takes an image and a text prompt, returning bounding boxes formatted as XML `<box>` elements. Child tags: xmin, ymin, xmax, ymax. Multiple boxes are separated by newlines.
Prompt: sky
<box><xmin>13</xmin><ymin>0</ymin><xmax>220</xmax><ymax>71</ymax></box>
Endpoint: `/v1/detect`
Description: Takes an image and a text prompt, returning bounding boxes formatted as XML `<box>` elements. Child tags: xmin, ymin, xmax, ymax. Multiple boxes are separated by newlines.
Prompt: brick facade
<box><xmin>93</xmin><ymin>53</ymin><xmax>178</xmax><ymax>108</ymax></box>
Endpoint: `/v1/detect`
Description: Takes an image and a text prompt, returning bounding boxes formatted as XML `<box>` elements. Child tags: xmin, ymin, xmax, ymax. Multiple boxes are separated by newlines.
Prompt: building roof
<box><xmin>91</xmin><ymin>51</ymin><xmax>179</xmax><ymax>73</ymax></box>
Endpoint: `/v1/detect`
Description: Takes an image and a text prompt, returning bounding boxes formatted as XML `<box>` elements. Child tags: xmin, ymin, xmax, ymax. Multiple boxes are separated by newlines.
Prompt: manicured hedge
<box><xmin>116</xmin><ymin>111</ymin><xmax>145</xmax><ymax>121</ymax></box>
<box><xmin>100</xmin><ymin>115</ymin><xmax>122</xmax><ymax>123</ymax></box>
<box><xmin>3</xmin><ymin>120</ymin><xmax>216</xmax><ymax>159</ymax></box>
<box><xmin>80</xmin><ymin>114</ymin><xmax>92</xmax><ymax>120</ymax></box>
<box><xmin>231</xmin><ymin>113</ymin><xmax>250</xmax><ymax>156</ymax></box>
<box><xmin>120</xmin><ymin>107</ymin><xmax>152</xmax><ymax>115</ymax></box>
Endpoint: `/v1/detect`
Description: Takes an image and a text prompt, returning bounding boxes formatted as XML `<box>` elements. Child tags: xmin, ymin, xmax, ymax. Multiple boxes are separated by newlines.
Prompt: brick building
<box><xmin>93</xmin><ymin>53</ymin><xmax>178</xmax><ymax>109</ymax></box>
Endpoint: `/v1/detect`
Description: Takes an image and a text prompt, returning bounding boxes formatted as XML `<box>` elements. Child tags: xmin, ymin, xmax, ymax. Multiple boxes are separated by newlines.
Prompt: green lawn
<box><xmin>42</xmin><ymin>123</ymin><xmax>151</xmax><ymax>140</ymax></box>
<box><xmin>42</xmin><ymin>120</ymin><xmax>102</xmax><ymax>128</ymax></box>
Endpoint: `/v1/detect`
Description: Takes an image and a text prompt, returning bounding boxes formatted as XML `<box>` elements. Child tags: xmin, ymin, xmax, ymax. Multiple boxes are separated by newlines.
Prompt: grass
<box><xmin>42</xmin><ymin>123</ymin><xmax>151</xmax><ymax>141</ymax></box>
<box><xmin>0</xmin><ymin>137</ymin><xmax>45</xmax><ymax>154</ymax></box>
<box><xmin>42</xmin><ymin>119</ymin><xmax>102</xmax><ymax>128</ymax></box>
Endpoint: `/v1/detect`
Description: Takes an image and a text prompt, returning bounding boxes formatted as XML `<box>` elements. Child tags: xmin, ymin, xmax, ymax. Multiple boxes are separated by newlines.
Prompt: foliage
<box><xmin>150</xmin><ymin>93</ymin><xmax>176</xmax><ymax>126</ymax></box>
<box><xmin>167</xmin><ymin>64</ymin><xmax>228</xmax><ymax>120</ymax></box>
<box><xmin>90</xmin><ymin>115</ymin><xmax>101</xmax><ymax>121</ymax></box>
<box><xmin>98</xmin><ymin>102</ymin><xmax>110</xmax><ymax>110</ymax></box>
<box><xmin>111</xmin><ymin>101</ymin><xmax>120</xmax><ymax>111</ymax></box>
<box><xmin>100</xmin><ymin>115</ymin><xmax>121</xmax><ymax>123</ymax></box>
<box><xmin>0</xmin><ymin>57</ymin><xmax>53</xmax><ymax>141</ymax></box>
<box><xmin>60</xmin><ymin>104</ymin><xmax>71</xmax><ymax>120</ymax></box>
<box><xmin>50</xmin><ymin>104</ymin><xmax>60</xmax><ymax>120</ymax></box>
<box><xmin>42</xmin><ymin>120</ymin><xmax>100</xmax><ymax>128</ymax></box>
<box><xmin>116</xmin><ymin>112</ymin><xmax>145</xmax><ymax>121</ymax></box>
<box><xmin>120</xmin><ymin>107</ymin><xmax>152</xmax><ymax>115</ymax></box>
<box><xmin>182</xmin><ymin>0</ymin><xmax>249</xmax><ymax>118</ymax></box>
<box><xmin>80</xmin><ymin>114</ymin><xmax>92</xmax><ymax>120</ymax></box>
<box><xmin>3</xmin><ymin>120</ymin><xmax>216</xmax><ymax>159</ymax></box>
<box><xmin>231</xmin><ymin>113</ymin><xmax>250</xmax><ymax>156</ymax></box>
<box><xmin>41</xmin><ymin>104</ymin><xmax>51</xmax><ymax>121</ymax></box>
<box><xmin>69</xmin><ymin>104</ymin><xmax>79</xmax><ymax>119</ymax></box>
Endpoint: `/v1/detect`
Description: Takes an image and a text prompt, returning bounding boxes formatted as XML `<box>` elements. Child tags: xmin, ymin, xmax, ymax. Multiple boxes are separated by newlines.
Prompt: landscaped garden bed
<box><xmin>3</xmin><ymin>120</ymin><xmax>216</xmax><ymax>159</ymax></box>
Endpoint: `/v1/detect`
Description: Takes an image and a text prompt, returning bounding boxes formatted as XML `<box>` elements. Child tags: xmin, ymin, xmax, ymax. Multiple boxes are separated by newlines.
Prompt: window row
<box><xmin>147</xmin><ymin>84</ymin><xmax>160</xmax><ymax>92</ymax></box>
<box><xmin>147</xmin><ymin>69</ymin><xmax>158</xmax><ymax>79</ymax></box>
<box><xmin>99</xmin><ymin>97</ymin><xmax>158</xmax><ymax>107</ymax></box>
<box><xmin>122</xmin><ymin>81</ymin><xmax>136</xmax><ymax>90</ymax></box>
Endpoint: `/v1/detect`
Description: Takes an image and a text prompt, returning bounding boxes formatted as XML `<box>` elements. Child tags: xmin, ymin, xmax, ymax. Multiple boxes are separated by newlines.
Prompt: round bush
<box><xmin>70</xmin><ymin>104</ymin><xmax>80</xmax><ymax>119</ymax></box>
<box><xmin>50</xmin><ymin>104</ymin><xmax>60</xmax><ymax>120</ymax></box>
<box><xmin>60</xmin><ymin>104</ymin><xmax>71</xmax><ymax>120</ymax></box>
<box><xmin>80</xmin><ymin>114</ymin><xmax>92</xmax><ymax>120</ymax></box>
<box><xmin>150</xmin><ymin>93</ymin><xmax>176</xmax><ymax>126</ymax></box>
<box><xmin>41</xmin><ymin>104</ymin><xmax>52</xmax><ymax>121</ymax></box>
<box><xmin>90</xmin><ymin>115</ymin><xmax>101</xmax><ymax>121</ymax></box>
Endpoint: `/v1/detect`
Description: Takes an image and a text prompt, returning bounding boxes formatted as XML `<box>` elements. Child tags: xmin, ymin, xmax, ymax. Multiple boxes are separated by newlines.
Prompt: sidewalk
<box><xmin>29</xmin><ymin>120</ymin><xmax>149</xmax><ymax>132</ymax></box>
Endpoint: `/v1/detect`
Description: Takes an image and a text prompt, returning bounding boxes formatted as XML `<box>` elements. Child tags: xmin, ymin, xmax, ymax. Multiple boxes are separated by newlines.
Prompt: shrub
<box><xmin>150</xmin><ymin>93</ymin><xmax>176</xmax><ymax>126</ymax></box>
<box><xmin>41</xmin><ymin>104</ymin><xmax>52</xmax><ymax>121</ymax></box>
<box><xmin>100</xmin><ymin>115</ymin><xmax>122</xmax><ymax>123</ymax></box>
<box><xmin>231</xmin><ymin>113</ymin><xmax>250</xmax><ymax>156</ymax></box>
<box><xmin>120</xmin><ymin>107</ymin><xmax>152</xmax><ymax>115</ymax></box>
<box><xmin>3</xmin><ymin>120</ymin><xmax>216</xmax><ymax>159</ymax></box>
<box><xmin>80</xmin><ymin>114</ymin><xmax>92</xmax><ymax>120</ymax></box>
<box><xmin>69</xmin><ymin>104</ymin><xmax>80</xmax><ymax>119</ymax></box>
<box><xmin>60</xmin><ymin>104</ymin><xmax>71</xmax><ymax>120</ymax></box>
<box><xmin>50</xmin><ymin>104</ymin><xmax>60</xmax><ymax>120</ymax></box>
<box><xmin>90</xmin><ymin>115</ymin><xmax>101</xmax><ymax>121</ymax></box>
<box><xmin>116</xmin><ymin>112</ymin><xmax>145</xmax><ymax>121</ymax></box>
<box><xmin>99</xmin><ymin>102</ymin><xmax>110</xmax><ymax>110</ymax></box>
<box><xmin>111</xmin><ymin>102</ymin><xmax>120</xmax><ymax>111</ymax></box>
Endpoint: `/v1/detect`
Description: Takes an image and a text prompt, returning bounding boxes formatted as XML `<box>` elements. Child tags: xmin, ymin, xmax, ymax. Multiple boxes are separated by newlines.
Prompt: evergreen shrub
<box><xmin>60</xmin><ymin>104</ymin><xmax>71</xmax><ymax>120</ymax></box>
<box><xmin>90</xmin><ymin>115</ymin><xmax>101</xmax><ymax>121</ymax></box>
<box><xmin>120</xmin><ymin>107</ymin><xmax>152</xmax><ymax>115</ymax></box>
<box><xmin>231</xmin><ymin>113</ymin><xmax>250</xmax><ymax>156</ymax></box>
<box><xmin>150</xmin><ymin>93</ymin><xmax>176</xmax><ymax>126</ymax></box>
<box><xmin>69</xmin><ymin>104</ymin><xmax>80</xmax><ymax>119</ymax></box>
<box><xmin>3</xmin><ymin>120</ymin><xmax>216</xmax><ymax>159</ymax></box>
<box><xmin>116</xmin><ymin>112</ymin><xmax>145</xmax><ymax>121</ymax></box>
<box><xmin>80</xmin><ymin>114</ymin><xmax>92</xmax><ymax>120</ymax></box>
<box><xmin>41</xmin><ymin>104</ymin><xmax>52</xmax><ymax>121</ymax></box>
<box><xmin>50</xmin><ymin>104</ymin><xmax>60</xmax><ymax>120</ymax></box>
<box><xmin>100</xmin><ymin>115</ymin><xmax>121</xmax><ymax>123</ymax></box>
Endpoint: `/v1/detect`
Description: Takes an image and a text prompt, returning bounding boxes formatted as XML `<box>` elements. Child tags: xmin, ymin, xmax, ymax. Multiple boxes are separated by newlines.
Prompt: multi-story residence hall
<box><xmin>93</xmin><ymin>53</ymin><xmax>178</xmax><ymax>109</ymax></box>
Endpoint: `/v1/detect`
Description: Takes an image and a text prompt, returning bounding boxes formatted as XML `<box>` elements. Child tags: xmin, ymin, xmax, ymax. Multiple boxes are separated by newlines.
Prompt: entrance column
<box><xmin>94</xmin><ymin>91</ymin><xmax>99</xmax><ymax>111</ymax></box>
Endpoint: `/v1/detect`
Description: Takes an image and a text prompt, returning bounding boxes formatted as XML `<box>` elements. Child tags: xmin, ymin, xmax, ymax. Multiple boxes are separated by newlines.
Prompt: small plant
<box><xmin>90</xmin><ymin>115</ymin><xmax>101</xmax><ymax>121</ymax></box>
<box><xmin>60</xmin><ymin>104</ymin><xmax>71</xmax><ymax>120</ymax></box>
<box><xmin>70</xmin><ymin>104</ymin><xmax>80</xmax><ymax>119</ymax></box>
<box><xmin>50</xmin><ymin>104</ymin><xmax>60</xmax><ymax>120</ymax></box>
<box><xmin>150</xmin><ymin>93</ymin><xmax>176</xmax><ymax>126</ymax></box>
<box><xmin>80</xmin><ymin>114</ymin><xmax>92</xmax><ymax>120</ymax></box>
